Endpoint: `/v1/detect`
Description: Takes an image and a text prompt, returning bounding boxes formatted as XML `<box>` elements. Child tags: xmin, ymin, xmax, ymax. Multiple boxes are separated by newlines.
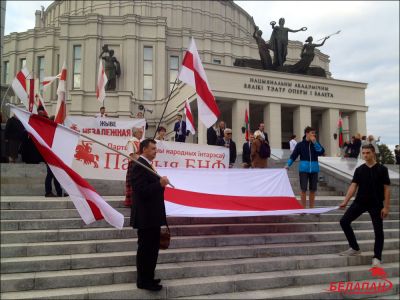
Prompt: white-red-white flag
<box><xmin>42</xmin><ymin>73</ymin><xmax>61</xmax><ymax>90</ymax></box>
<box><xmin>10</xmin><ymin>105</ymin><xmax>124</xmax><ymax>229</ymax></box>
<box><xmin>178</xmin><ymin>37</ymin><xmax>220</xmax><ymax>128</ymax></box>
<box><xmin>96</xmin><ymin>60</ymin><xmax>108</xmax><ymax>103</ymax></box>
<box><xmin>54</xmin><ymin>62</ymin><xmax>67</xmax><ymax>124</ymax></box>
<box><xmin>184</xmin><ymin>100</ymin><xmax>195</xmax><ymax>135</ymax></box>
<box><xmin>11</xmin><ymin>67</ymin><xmax>32</xmax><ymax>110</ymax></box>
<box><xmin>35</xmin><ymin>92</ymin><xmax>48</xmax><ymax>117</ymax></box>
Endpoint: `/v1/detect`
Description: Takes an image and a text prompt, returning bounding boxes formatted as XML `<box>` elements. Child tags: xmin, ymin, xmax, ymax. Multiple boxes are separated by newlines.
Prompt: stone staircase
<box><xmin>1</xmin><ymin>162</ymin><xmax>399</xmax><ymax>299</ymax></box>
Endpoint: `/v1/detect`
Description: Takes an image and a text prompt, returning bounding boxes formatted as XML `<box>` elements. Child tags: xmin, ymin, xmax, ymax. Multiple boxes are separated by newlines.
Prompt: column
<box><xmin>197</xmin><ymin>118</ymin><xmax>207</xmax><ymax>145</ymax></box>
<box><xmin>263</xmin><ymin>103</ymin><xmax>281</xmax><ymax>149</ymax></box>
<box><xmin>232</xmin><ymin>99</ymin><xmax>249</xmax><ymax>154</ymax></box>
<box><xmin>293</xmin><ymin>105</ymin><xmax>311</xmax><ymax>142</ymax></box>
<box><xmin>320</xmin><ymin>108</ymin><xmax>339</xmax><ymax>157</ymax></box>
<box><xmin>349</xmin><ymin>111</ymin><xmax>367</xmax><ymax>137</ymax></box>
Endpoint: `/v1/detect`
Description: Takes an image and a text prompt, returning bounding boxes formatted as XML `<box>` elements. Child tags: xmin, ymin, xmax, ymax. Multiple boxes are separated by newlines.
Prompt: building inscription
<box><xmin>244</xmin><ymin>77</ymin><xmax>334</xmax><ymax>98</ymax></box>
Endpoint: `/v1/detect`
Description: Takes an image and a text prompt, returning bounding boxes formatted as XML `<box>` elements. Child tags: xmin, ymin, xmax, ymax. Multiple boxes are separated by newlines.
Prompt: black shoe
<box><xmin>45</xmin><ymin>193</ymin><xmax>57</xmax><ymax>197</ymax></box>
<box><xmin>57</xmin><ymin>192</ymin><xmax>69</xmax><ymax>197</ymax></box>
<box><xmin>153</xmin><ymin>278</ymin><xmax>161</xmax><ymax>284</ymax></box>
<box><xmin>137</xmin><ymin>283</ymin><xmax>163</xmax><ymax>291</ymax></box>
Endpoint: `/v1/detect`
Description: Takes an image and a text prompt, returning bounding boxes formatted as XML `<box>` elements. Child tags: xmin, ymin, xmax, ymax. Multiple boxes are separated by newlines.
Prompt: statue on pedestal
<box><xmin>289</xmin><ymin>36</ymin><xmax>329</xmax><ymax>75</ymax></box>
<box><xmin>269</xmin><ymin>18</ymin><xmax>307</xmax><ymax>67</ymax></box>
<box><xmin>99</xmin><ymin>45</ymin><xmax>121</xmax><ymax>91</ymax></box>
<box><xmin>253</xmin><ymin>25</ymin><xmax>273</xmax><ymax>70</ymax></box>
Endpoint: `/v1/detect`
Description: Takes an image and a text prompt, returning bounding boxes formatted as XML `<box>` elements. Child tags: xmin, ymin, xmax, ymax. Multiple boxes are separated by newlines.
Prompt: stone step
<box><xmin>1</xmin><ymin>197</ymin><xmax>398</xmax><ymax>210</ymax></box>
<box><xmin>1</xmin><ymin>263</ymin><xmax>397</xmax><ymax>299</ymax></box>
<box><xmin>1</xmin><ymin>238</ymin><xmax>398</xmax><ymax>274</ymax></box>
<box><xmin>180</xmin><ymin>277</ymin><xmax>400</xmax><ymax>299</ymax></box>
<box><xmin>1</xmin><ymin>218</ymin><xmax>398</xmax><ymax>236</ymax></box>
<box><xmin>1</xmin><ymin>208</ymin><xmax>399</xmax><ymax>222</ymax></box>
<box><xmin>1</xmin><ymin>250</ymin><xmax>398</xmax><ymax>293</ymax></box>
<box><xmin>1</xmin><ymin>229</ymin><xmax>398</xmax><ymax>258</ymax></box>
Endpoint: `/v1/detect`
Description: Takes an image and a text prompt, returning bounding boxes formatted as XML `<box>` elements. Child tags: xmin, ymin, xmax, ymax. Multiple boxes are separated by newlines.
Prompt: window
<box><xmin>37</xmin><ymin>57</ymin><xmax>45</xmax><ymax>93</ymax></box>
<box><xmin>169</xmin><ymin>55</ymin><xmax>179</xmax><ymax>91</ymax></box>
<box><xmin>73</xmin><ymin>45</ymin><xmax>81</xmax><ymax>89</ymax></box>
<box><xmin>20</xmin><ymin>58</ymin><xmax>26</xmax><ymax>70</ymax></box>
<box><xmin>143</xmin><ymin>46</ymin><xmax>153</xmax><ymax>100</ymax></box>
<box><xmin>3</xmin><ymin>61</ymin><xmax>9</xmax><ymax>84</ymax></box>
<box><xmin>213</xmin><ymin>58</ymin><xmax>222</xmax><ymax>64</ymax></box>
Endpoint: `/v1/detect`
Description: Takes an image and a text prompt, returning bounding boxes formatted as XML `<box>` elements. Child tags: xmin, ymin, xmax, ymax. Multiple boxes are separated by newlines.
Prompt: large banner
<box><xmin>159</xmin><ymin>168</ymin><xmax>338</xmax><ymax>217</ymax></box>
<box><xmin>64</xmin><ymin>116</ymin><xmax>229</xmax><ymax>181</ymax></box>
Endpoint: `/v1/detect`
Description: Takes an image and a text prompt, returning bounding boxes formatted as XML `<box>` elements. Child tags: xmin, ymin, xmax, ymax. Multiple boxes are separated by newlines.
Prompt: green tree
<box><xmin>378</xmin><ymin>144</ymin><xmax>395</xmax><ymax>164</ymax></box>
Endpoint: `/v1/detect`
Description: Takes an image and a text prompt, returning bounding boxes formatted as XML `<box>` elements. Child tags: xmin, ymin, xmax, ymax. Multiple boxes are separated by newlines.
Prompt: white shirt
<box><xmin>289</xmin><ymin>139</ymin><xmax>297</xmax><ymax>152</ymax></box>
<box><xmin>95</xmin><ymin>113</ymin><xmax>107</xmax><ymax>118</ymax></box>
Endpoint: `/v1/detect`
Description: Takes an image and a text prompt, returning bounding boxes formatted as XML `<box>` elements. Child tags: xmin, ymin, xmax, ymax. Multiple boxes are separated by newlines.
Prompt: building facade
<box><xmin>2</xmin><ymin>0</ymin><xmax>367</xmax><ymax>156</ymax></box>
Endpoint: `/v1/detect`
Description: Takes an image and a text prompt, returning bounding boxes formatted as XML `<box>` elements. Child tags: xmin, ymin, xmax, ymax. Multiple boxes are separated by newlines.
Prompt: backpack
<box><xmin>259</xmin><ymin>141</ymin><xmax>271</xmax><ymax>159</ymax></box>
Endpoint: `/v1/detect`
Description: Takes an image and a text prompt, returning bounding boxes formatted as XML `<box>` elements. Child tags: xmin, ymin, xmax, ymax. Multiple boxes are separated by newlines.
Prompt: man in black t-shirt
<box><xmin>338</xmin><ymin>144</ymin><xmax>391</xmax><ymax>267</ymax></box>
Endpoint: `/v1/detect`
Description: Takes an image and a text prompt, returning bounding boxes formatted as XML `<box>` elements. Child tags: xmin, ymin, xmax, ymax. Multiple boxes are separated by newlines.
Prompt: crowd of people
<box><xmin>342</xmin><ymin>134</ymin><xmax>381</xmax><ymax>160</ymax></box>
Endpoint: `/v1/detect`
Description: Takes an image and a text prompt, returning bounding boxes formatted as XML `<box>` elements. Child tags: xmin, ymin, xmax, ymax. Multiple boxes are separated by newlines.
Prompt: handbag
<box><xmin>160</xmin><ymin>224</ymin><xmax>171</xmax><ymax>250</ymax></box>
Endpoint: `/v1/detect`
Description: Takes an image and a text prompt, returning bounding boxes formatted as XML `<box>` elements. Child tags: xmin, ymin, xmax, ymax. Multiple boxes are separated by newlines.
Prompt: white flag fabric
<box><xmin>178</xmin><ymin>37</ymin><xmax>220</xmax><ymax>128</ymax></box>
<box><xmin>11</xmin><ymin>67</ymin><xmax>32</xmax><ymax>110</ymax></box>
<box><xmin>184</xmin><ymin>99</ymin><xmax>195</xmax><ymax>134</ymax></box>
<box><xmin>10</xmin><ymin>105</ymin><xmax>124</xmax><ymax>229</ymax></box>
<box><xmin>96</xmin><ymin>60</ymin><xmax>108</xmax><ymax>103</ymax></box>
<box><xmin>54</xmin><ymin>62</ymin><xmax>67</xmax><ymax>124</ymax></box>
<box><xmin>42</xmin><ymin>73</ymin><xmax>61</xmax><ymax>90</ymax></box>
<box><xmin>158</xmin><ymin>168</ymin><xmax>338</xmax><ymax>217</ymax></box>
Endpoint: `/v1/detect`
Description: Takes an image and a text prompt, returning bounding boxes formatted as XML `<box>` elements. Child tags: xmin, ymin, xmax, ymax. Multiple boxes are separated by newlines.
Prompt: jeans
<box><xmin>340</xmin><ymin>202</ymin><xmax>384</xmax><ymax>260</ymax></box>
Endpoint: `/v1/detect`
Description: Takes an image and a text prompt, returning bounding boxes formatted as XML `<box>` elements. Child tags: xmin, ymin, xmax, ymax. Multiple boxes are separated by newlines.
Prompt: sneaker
<box><xmin>339</xmin><ymin>248</ymin><xmax>361</xmax><ymax>256</ymax></box>
<box><xmin>45</xmin><ymin>192</ymin><xmax>57</xmax><ymax>198</ymax></box>
<box><xmin>372</xmin><ymin>258</ymin><xmax>382</xmax><ymax>267</ymax></box>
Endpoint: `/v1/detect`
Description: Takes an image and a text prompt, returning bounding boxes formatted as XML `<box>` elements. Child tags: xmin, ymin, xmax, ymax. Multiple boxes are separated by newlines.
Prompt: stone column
<box><xmin>349</xmin><ymin>111</ymin><xmax>367</xmax><ymax>137</ymax></box>
<box><xmin>320</xmin><ymin>108</ymin><xmax>339</xmax><ymax>157</ymax></box>
<box><xmin>197</xmin><ymin>118</ymin><xmax>207</xmax><ymax>145</ymax></box>
<box><xmin>232</xmin><ymin>99</ymin><xmax>249</xmax><ymax>154</ymax></box>
<box><xmin>263</xmin><ymin>103</ymin><xmax>281</xmax><ymax>149</ymax></box>
<box><xmin>293</xmin><ymin>105</ymin><xmax>311</xmax><ymax>142</ymax></box>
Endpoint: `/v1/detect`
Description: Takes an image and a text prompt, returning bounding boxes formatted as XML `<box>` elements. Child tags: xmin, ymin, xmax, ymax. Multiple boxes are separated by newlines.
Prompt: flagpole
<box><xmin>1</xmin><ymin>70</ymin><xmax>35</xmax><ymax>115</ymax></box>
<box><xmin>7</xmin><ymin>103</ymin><xmax>175</xmax><ymax>188</ymax></box>
<box><xmin>153</xmin><ymin>76</ymin><xmax>179</xmax><ymax>139</ymax></box>
<box><xmin>0</xmin><ymin>85</ymin><xmax>13</xmax><ymax>112</ymax></box>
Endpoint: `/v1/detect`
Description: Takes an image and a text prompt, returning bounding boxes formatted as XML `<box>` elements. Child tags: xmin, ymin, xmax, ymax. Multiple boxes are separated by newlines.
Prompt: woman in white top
<box><xmin>289</xmin><ymin>134</ymin><xmax>297</xmax><ymax>153</ymax></box>
<box><xmin>124</xmin><ymin>127</ymin><xmax>143</xmax><ymax>207</ymax></box>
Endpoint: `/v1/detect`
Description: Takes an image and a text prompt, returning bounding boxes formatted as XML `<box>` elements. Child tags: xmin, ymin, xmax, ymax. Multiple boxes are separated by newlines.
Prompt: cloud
<box><xmin>4</xmin><ymin>1</ymin><xmax>53</xmax><ymax>35</ymax></box>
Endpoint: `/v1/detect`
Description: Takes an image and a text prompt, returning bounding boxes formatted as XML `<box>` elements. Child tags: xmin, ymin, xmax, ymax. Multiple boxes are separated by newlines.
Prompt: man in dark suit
<box><xmin>216</xmin><ymin>128</ymin><xmax>237</xmax><ymax>168</ymax></box>
<box><xmin>207</xmin><ymin>124</ymin><xmax>217</xmax><ymax>145</ymax></box>
<box><xmin>130</xmin><ymin>138</ymin><xmax>170</xmax><ymax>291</ymax></box>
<box><xmin>242</xmin><ymin>132</ymin><xmax>254</xmax><ymax>168</ymax></box>
<box><xmin>173</xmin><ymin>114</ymin><xmax>187</xmax><ymax>142</ymax></box>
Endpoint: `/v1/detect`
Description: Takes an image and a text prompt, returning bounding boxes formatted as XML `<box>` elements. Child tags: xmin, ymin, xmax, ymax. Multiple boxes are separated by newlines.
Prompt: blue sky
<box><xmin>4</xmin><ymin>1</ymin><xmax>399</xmax><ymax>149</ymax></box>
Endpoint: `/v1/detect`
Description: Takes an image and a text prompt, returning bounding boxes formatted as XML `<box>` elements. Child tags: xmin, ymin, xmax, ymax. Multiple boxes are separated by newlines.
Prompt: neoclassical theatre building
<box><xmin>2</xmin><ymin>0</ymin><xmax>367</xmax><ymax>156</ymax></box>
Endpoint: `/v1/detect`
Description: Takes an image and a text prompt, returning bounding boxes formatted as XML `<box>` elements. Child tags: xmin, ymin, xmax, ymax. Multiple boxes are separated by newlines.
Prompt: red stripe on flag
<box><xmin>29</xmin><ymin>133</ymin><xmax>105</xmax><ymax>221</ymax></box>
<box><xmin>182</xmin><ymin>52</ymin><xmax>220</xmax><ymax>118</ymax></box>
<box><xmin>60</xmin><ymin>69</ymin><xmax>67</xmax><ymax>80</ymax></box>
<box><xmin>28</xmin><ymin>79</ymin><xmax>35</xmax><ymax>112</ymax></box>
<box><xmin>185</xmin><ymin>102</ymin><xmax>194</xmax><ymax>126</ymax></box>
<box><xmin>16</xmin><ymin>71</ymin><xmax>27</xmax><ymax>90</ymax></box>
<box><xmin>165</xmin><ymin>188</ymin><xmax>302</xmax><ymax>211</ymax></box>
<box><xmin>28</xmin><ymin>114</ymin><xmax>57</xmax><ymax>147</ymax></box>
<box><xmin>55</xmin><ymin>99</ymin><xmax>66</xmax><ymax>124</ymax></box>
<box><xmin>86</xmin><ymin>199</ymin><xmax>104</xmax><ymax>220</ymax></box>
